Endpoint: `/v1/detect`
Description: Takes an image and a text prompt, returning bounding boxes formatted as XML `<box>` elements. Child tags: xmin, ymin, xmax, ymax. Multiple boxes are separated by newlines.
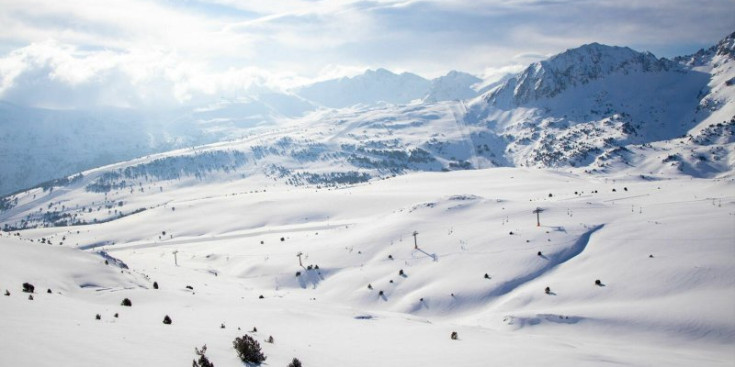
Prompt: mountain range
<box><xmin>0</xmin><ymin>32</ymin><xmax>733</xmax><ymax>199</ymax></box>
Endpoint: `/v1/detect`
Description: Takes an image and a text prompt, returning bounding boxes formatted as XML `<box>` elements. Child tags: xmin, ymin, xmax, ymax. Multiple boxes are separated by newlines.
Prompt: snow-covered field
<box><xmin>1</xmin><ymin>168</ymin><xmax>733</xmax><ymax>366</ymax></box>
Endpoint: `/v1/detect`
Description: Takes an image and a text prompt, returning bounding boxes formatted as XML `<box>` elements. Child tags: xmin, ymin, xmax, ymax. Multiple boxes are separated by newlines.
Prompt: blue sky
<box><xmin>0</xmin><ymin>0</ymin><xmax>732</xmax><ymax>108</ymax></box>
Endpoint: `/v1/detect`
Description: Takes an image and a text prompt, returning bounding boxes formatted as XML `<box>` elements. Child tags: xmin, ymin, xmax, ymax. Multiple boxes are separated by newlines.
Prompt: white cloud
<box><xmin>0</xmin><ymin>0</ymin><xmax>732</xmax><ymax>109</ymax></box>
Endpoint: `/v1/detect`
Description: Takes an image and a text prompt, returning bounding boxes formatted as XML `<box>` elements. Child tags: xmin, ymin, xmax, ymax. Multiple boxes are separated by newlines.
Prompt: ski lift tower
<box><xmin>412</xmin><ymin>231</ymin><xmax>419</xmax><ymax>249</ymax></box>
<box><xmin>533</xmin><ymin>207</ymin><xmax>545</xmax><ymax>227</ymax></box>
<box><xmin>172</xmin><ymin>250</ymin><xmax>179</xmax><ymax>266</ymax></box>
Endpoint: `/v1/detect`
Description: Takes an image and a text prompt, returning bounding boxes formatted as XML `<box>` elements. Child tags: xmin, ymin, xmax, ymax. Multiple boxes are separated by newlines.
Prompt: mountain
<box><xmin>2</xmin><ymin>34</ymin><xmax>734</xmax><ymax>199</ymax></box>
<box><xmin>294</xmin><ymin>68</ymin><xmax>432</xmax><ymax>108</ymax></box>
<box><xmin>482</xmin><ymin>42</ymin><xmax>681</xmax><ymax>108</ymax></box>
<box><xmin>422</xmin><ymin>70</ymin><xmax>482</xmax><ymax>103</ymax></box>
<box><xmin>467</xmin><ymin>37</ymin><xmax>734</xmax><ymax>175</ymax></box>
<box><xmin>294</xmin><ymin>69</ymin><xmax>483</xmax><ymax>108</ymax></box>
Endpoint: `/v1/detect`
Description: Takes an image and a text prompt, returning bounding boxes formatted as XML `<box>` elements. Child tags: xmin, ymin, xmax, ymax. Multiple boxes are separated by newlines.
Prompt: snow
<box><xmin>1</xmin><ymin>168</ymin><xmax>734</xmax><ymax>366</ymax></box>
<box><xmin>1</xmin><ymin>32</ymin><xmax>735</xmax><ymax>367</ymax></box>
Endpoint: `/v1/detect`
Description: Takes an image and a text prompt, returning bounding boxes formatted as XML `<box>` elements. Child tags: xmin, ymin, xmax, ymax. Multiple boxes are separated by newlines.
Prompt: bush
<box><xmin>233</xmin><ymin>334</ymin><xmax>266</xmax><ymax>364</ymax></box>
<box><xmin>193</xmin><ymin>345</ymin><xmax>214</xmax><ymax>367</ymax></box>
<box><xmin>22</xmin><ymin>282</ymin><xmax>35</xmax><ymax>293</ymax></box>
<box><xmin>288</xmin><ymin>358</ymin><xmax>302</xmax><ymax>367</ymax></box>
<box><xmin>163</xmin><ymin>315</ymin><xmax>172</xmax><ymax>325</ymax></box>
<box><xmin>121</xmin><ymin>298</ymin><xmax>132</xmax><ymax>307</ymax></box>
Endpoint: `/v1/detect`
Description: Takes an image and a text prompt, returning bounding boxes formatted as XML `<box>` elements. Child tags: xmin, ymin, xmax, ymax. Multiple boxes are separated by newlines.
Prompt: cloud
<box><xmin>0</xmin><ymin>0</ymin><xmax>732</xmax><ymax>109</ymax></box>
<box><xmin>0</xmin><ymin>40</ymin><xmax>304</xmax><ymax>109</ymax></box>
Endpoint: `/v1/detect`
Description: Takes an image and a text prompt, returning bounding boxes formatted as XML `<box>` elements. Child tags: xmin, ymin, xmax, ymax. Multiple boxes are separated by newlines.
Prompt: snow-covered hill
<box><xmin>1</xmin><ymin>167</ymin><xmax>733</xmax><ymax>366</ymax></box>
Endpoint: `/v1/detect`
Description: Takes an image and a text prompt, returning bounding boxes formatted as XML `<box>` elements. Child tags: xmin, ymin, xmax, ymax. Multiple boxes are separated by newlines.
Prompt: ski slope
<box><xmin>1</xmin><ymin>168</ymin><xmax>733</xmax><ymax>366</ymax></box>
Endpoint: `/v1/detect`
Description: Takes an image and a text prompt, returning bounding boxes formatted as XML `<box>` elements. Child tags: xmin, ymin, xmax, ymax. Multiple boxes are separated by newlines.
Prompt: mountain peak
<box><xmin>483</xmin><ymin>42</ymin><xmax>678</xmax><ymax>106</ymax></box>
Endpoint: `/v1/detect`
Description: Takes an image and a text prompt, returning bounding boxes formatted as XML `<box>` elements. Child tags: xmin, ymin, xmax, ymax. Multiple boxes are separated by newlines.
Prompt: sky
<box><xmin>0</xmin><ymin>0</ymin><xmax>733</xmax><ymax>109</ymax></box>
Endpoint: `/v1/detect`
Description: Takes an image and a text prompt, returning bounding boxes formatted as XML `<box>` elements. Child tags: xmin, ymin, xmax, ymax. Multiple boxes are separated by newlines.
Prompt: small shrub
<box><xmin>233</xmin><ymin>334</ymin><xmax>266</xmax><ymax>364</ymax></box>
<box><xmin>163</xmin><ymin>315</ymin><xmax>172</xmax><ymax>324</ymax></box>
<box><xmin>288</xmin><ymin>358</ymin><xmax>303</xmax><ymax>367</ymax></box>
<box><xmin>450</xmin><ymin>331</ymin><xmax>458</xmax><ymax>340</ymax></box>
<box><xmin>22</xmin><ymin>282</ymin><xmax>35</xmax><ymax>293</ymax></box>
<box><xmin>193</xmin><ymin>345</ymin><xmax>214</xmax><ymax>367</ymax></box>
<box><xmin>121</xmin><ymin>298</ymin><xmax>132</xmax><ymax>307</ymax></box>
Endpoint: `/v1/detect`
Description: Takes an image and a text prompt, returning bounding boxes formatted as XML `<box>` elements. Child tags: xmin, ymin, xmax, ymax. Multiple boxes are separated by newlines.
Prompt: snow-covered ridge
<box><xmin>484</xmin><ymin>43</ymin><xmax>681</xmax><ymax>107</ymax></box>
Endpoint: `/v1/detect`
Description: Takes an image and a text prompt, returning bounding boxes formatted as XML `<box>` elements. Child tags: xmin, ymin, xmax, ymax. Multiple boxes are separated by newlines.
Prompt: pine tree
<box><xmin>192</xmin><ymin>345</ymin><xmax>214</xmax><ymax>367</ymax></box>
<box><xmin>233</xmin><ymin>334</ymin><xmax>266</xmax><ymax>364</ymax></box>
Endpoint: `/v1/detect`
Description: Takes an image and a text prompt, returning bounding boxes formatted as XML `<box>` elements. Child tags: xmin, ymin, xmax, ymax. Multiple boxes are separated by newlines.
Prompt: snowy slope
<box><xmin>1</xmin><ymin>167</ymin><xmax>733</xmax><ymax>366</ymax></box>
